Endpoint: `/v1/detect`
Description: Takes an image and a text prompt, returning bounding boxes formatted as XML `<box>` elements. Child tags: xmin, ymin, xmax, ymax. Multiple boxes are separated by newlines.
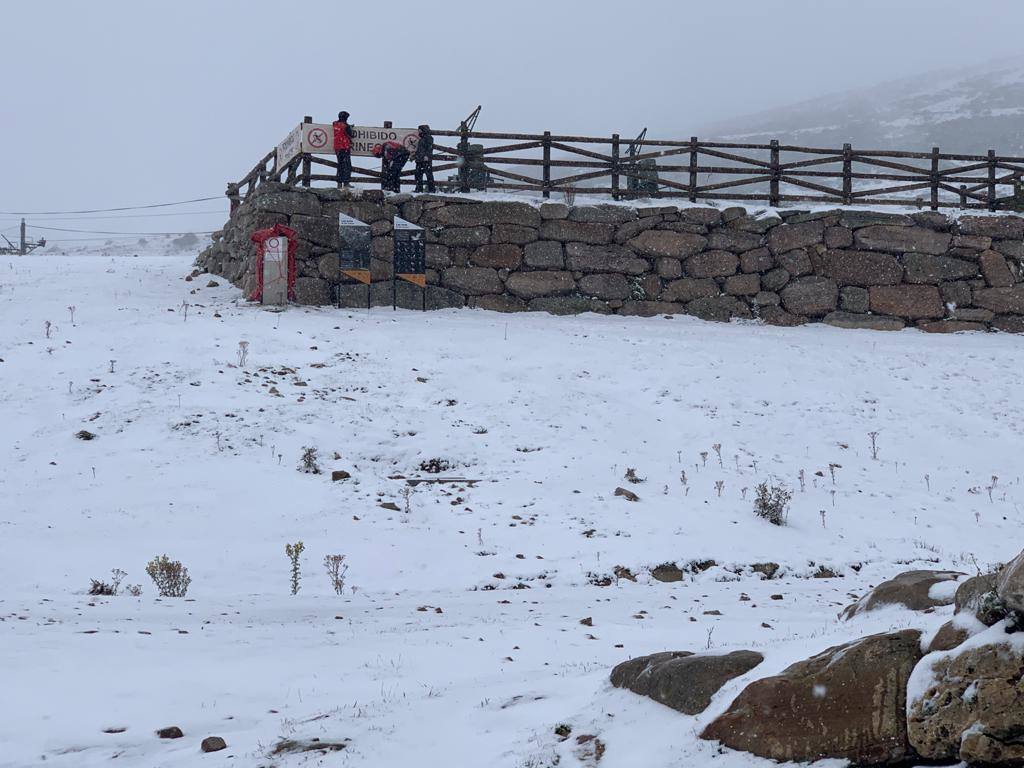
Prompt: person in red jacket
<box><xmin>372</xmin><ymin>140</ymin><xmax>410</xmax><ymax>193</ymax></box>
<box><xmin>333</xmin><ymin>111</ymin><xmax>354</xmax><ymax>188</ymax></box>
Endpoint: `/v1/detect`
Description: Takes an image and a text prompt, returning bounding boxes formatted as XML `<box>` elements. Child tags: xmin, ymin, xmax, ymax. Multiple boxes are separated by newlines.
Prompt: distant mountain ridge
<box><xmin>700</xmin><ymin>57</ymin><xmax>1024</xmax><ymax>156</ymax></box>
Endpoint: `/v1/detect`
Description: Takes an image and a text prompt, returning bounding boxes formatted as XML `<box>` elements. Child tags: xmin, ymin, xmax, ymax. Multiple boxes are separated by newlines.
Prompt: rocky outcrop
<box><xmin>610</xmin><ymin>650</ymin><xmax>763</xmax><ymax>715</ymax></box>
<box><xmin>840</xmin><ymin>569</ymin><xmax>963</xmax><ymax>619</ymax></box>
<box><xmin>197</xmin><ymin>185</ymin><xmax>1024</xmax><ymax>331</ymax></box>
<box><xmin>908</xmin><ymin>633</ymin><xmax>1024</xmax><ymax>765</ymax></box>
<box><xmin>701</xmin><ymin>630</ymin><xmax>922</xmax><ymax>765</ymax></box>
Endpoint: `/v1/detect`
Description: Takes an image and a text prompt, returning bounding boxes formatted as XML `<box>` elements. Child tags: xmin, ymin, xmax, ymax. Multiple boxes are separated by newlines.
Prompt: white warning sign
<box><xmin>298</xmin><ymin>122</ymin><xmax>419</xmax><ymax>157</ymax></box>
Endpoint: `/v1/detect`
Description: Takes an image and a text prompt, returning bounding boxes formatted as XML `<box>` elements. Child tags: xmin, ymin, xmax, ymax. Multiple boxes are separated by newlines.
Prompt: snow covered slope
<box><xmin>1</xmin><ymin>251</ymin><xmax>1022</xmax><ymax>767</ymax></box>
<box><xmin>703</xmin><ymin>56</ymin><xmax>1024</xmax><ymax>154</ymax></box>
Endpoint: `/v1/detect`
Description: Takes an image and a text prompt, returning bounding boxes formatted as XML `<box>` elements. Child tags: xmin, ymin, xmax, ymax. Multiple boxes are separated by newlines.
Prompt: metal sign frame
<box><xmin>338</xmin><ymin>213</ymin><xmax>372</xmax><ymax>308</ymax></box>
<box><xmin>393</xmin><ymin>217</ymin><xmax>426</xmax><ymax>310</ymax></box>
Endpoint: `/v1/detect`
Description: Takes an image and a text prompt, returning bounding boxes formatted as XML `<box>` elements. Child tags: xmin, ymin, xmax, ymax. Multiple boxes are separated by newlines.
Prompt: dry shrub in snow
<box><xmin>324</xmin><ymin>554</ymin><xmax>348</xmax><ymax>595</ymax></box>
<box><xmin>754</xmin><ymin>481</ymin><xmax>792</xmax><ymax>526</ymax></box>
<box><xmin>299</xmin><ymin>447</ymin><xmax>321</xmax><ymax>474</ymax></box>
<box><xmin>145</xmin><ymin>555</ymin><xmax>191</xmax><ymax>597</ymax></box>
<box><xmin>88</xmin><ymin>568</ymin><xmax>127</xmax><ymax>596</ymax></box>
<box><xmin>285</xmin><ymin>541</ymin><xmax>305</xmax><ymax>595</ymax></box>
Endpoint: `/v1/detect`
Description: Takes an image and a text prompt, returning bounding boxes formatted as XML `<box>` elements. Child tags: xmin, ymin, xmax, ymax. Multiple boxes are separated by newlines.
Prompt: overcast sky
<box><xmin>3</xmin><ymin>0</ymin><xmax>1022</xmax><ymax>242</ymax></box>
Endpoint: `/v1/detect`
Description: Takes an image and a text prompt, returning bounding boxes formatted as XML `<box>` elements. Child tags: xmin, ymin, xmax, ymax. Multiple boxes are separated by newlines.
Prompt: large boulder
<box><xmin>854</xmin><ymin>225</ymin><xmax>951</xmax><ymax>255</ymax></box>
<box><xmin>565</xmin><ymin>243</ymin><xmax>648</xmax><ymax>274</ymax></box>
<box><xmin>701</xmin><ymin>630</ymin><xmax>922</xmax><ymax>765</ymax></box>
<box><xmin>293</xmin><ymin>277</ymin><xmax>332</xmax><ymax>305</ymax></box>
<box><xmin>441</xmin><ymin>266</ymin><xmax>503</xmax><ymax>295</ymax></box>
<box><xmin>869</xmin><ymin>285</ymin><xmax>944</xmax><ymax>319</ymax></box>
<box><xmin>539</xmin><ymin>220</ymin><xmax>615</xmax><ymax>244</ymax></box>
<box><xmin>841</xmin><ymin>570</ymin><xmax>962</xmax><ymax>619</ymax></box>
<box><xmin>903</xmin><ymin>253</ymin><xmax>979</xmax><ymax>284</ymax></box>
<box><xmin>579</xmin><ymin>273</ymin><xmax>631</xmax><ymax>301</ymax></box>
<box><xmin>472</xmin><ymin>244</ymin><xmax>522</xmax><ymax>270</ymax></box>
<box><xmin>823</xmin><ymin>311</ymin><xmax>904</xmax><ymax>331</ymax></box>
<box><xmin>662</xmin><ymin>278</ymin><xmax>718</xmax><ymax>303</ymax></box>
<box><xmin>627</xmin><ymin>230</ymin><xmax>707</xmax><ymax>258</ymax></box>
<box><xmin>997</xmin><ymin>550</ymin><xmax>1024</xmax><ymax>615</ymax></box>
<box><xmin>611</xmin><ymin>650</ymin><xmax>763</xmax><ymax>715</ymax></box>
<box><xmin>686</xmin><ymin>250</ymin><xmax>739</xmax><ymax>278</ymax></box>
<box><xmin>958</xmin><ymin>215</ymin><xmax>1024</xmax><ymax>239</ymax></box>
<box><xmin>523</xmin><ymin>241</ymin><xmax>564</xmax><ymax>269</ymax></box>
<box><xmin>908</xmin><ymin>633</ymin><xmax>1024</xmax><ymax>765</ymax></box>
<box><xmin>433</xmin><ymin>201</ymin><xmax>541</xmax><ymax>228</ymax></box>
<box><xmin>973</xmin><ymin>286</ymin><xmax>1024</xmax><ymax>314</ymax></box>
<box><xmin>567</xmin><ymin>205</ymin><xmax>637</xmax><ymax>225</ymax></box>
<box><xmin>820</xmin><ymin>250</ymin><xmax>903</xmax><ymax>286</ymax></box>
<box><xmin>780</xmin><ymin>276</ymin><xmax>838</xmax><ymax>317</ymax></box>
<box><xmin>980</xmin><ymin>250</ymin><xmax>1016</xmax><ymax>287</ymax></box>
<box><xmin>505</xmin><ymin>270</ymin><xmax>575</xmax><ymax>299</ymax></box>
<box><xmin>707</xmin><ymin>229</ymin><xmax>764</xmax><ymax>253</ymax></box>
<box><xmin>767</xmin><ymin>220</ymin><xmax>826</xmax><ymax>255</ymax></box>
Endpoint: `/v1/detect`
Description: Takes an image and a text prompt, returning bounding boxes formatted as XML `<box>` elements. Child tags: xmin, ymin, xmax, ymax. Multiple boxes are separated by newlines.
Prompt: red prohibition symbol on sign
<box><xmin>306</xmin><ymin>128</ymin><xmax>329</xmax><ymax>149</ymax></box>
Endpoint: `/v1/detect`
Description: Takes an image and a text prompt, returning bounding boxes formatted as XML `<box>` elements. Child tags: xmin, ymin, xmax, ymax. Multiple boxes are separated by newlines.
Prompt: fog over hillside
<box><xmin>700</xmin><ymin>56</ymin><xmax>1024</xmax><ymax>155</ymax></box>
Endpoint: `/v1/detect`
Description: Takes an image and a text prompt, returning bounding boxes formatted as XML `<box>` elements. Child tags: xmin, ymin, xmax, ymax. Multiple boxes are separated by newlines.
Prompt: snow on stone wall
<box><xmin>197</xmin><ymin>183</ymin><xmax>1024</xmax><ymax>332</ymax></box>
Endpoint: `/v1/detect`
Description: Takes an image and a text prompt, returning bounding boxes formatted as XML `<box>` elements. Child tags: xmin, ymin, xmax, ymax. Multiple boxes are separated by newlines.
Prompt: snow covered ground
<box><xmin>2</xmin><ymin>250</ymin><xmax>1023</xmax><ymax>767</ymax></box>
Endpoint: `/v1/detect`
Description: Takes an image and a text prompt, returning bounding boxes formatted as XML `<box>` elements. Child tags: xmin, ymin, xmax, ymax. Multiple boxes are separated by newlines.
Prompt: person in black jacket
<box><xmin>372</xmin><ymin>141</ymin><xmax>410</xmax><ymax>192</ymax></box>
<box><xmin>413</xmin><ymin>124</ymin><xmax>436</xmax><ymax>193</ymax></box>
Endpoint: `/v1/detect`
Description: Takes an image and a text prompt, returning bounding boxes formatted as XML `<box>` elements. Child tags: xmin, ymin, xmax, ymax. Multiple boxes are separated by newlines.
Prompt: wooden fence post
<box><xmin>301</xmin><ymin>115</ymin><xmax>312</xmax><ymax>188</ymax></box>
<box><xmin>959</xmin><ymin>185</ymin><xmax>968</xmax><ymax>209</ymax></box>
<box><xmin>611</xmin><ymin>133</ymin><xmax>620</xmax><ymax>201</ymax></box>
<box><xmin>457</xmin><ymin>121</ymin><xmax>470</xmax><ymax>193</ymax></box>
<box><xmin>542</xmin><ymin>131</ymin><xmax>552</xmax><ymax>199</ymax></box>
<box><xmin>842</xmin><ymin>143</ymin><xmax>852</xmax><ymax>205</ymax></box>
<box><xmin>930</xmin><ymin>147</ymin><xmax>940</xmax><ymax>211</ymax></box>
<box><xmin>769</xmin><ymin>140</ymin><xmax>780</xmax><ymax>207</ymax></box>
<box><xmin>987</xmin><ymin>149</ymin><xmax>997</xmax><ymax>211</ymax></box>
<box><xmin>689</xmin><ymin>137</ymin><xmax>698</xmax><ymax>203</ymax></box>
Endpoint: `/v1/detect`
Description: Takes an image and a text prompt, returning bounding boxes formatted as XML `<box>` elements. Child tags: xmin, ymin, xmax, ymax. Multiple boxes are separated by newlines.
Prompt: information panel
<box><xmin>393</xmin><ymin>217</ymin><xmax>426</xmax><ymax>287</ymax></box>
<box><xmin>338</xmin><ymin>213</ymin><xmax>371</xmax><ymax>285</ymax></box>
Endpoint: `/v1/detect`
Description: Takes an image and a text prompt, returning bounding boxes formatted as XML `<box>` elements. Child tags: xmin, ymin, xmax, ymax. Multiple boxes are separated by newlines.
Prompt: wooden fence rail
<box><xmin>229</xmin><ymin>127</ymin><xmax>1024</xmax><ymax>213</ymax></box>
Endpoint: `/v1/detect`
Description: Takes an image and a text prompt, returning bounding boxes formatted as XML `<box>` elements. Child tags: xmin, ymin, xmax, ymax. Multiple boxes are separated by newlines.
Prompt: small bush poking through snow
<box><xmin>754</xmin><ymin>481</ymin><xmax>793</xmax><ymax>526</ymax></box>
<box><xmin>88</xmin><ymin>567</ymin><xmax>127</xmax><ymax>595</ymax></box>
<box><xmin>419</xmin><ymin>457</ymin><xmax>452</xmax><ymax>474</ymax></box>
<box><xmin>285</xmin><ymin>541</ymin><xmax>305</xmax><ymax>595</ymax></box>
<box><xmin>145</xmin><ymin>555</ymin><xmax>191</xmax><ymax>597</ymax></box>
<box><xmin>299</xmin><ymin>447</ymin><xmax>321</xmax><ymax>474</ymax></box>
<box><xmin>324</xmin><ymin>554</ymin><xmax>348</xmax><ymax>595</ymax></box>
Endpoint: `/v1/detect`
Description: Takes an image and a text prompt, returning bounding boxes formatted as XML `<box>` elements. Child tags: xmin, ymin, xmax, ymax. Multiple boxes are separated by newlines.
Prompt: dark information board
<box><xmin>393</xmin><ymin>217</ymin><xmax>426</xmax><ymax>288</ymax></box>
<box><xmin>338</xmin><ymin>213</ymin><xmax>371</xmax><ymax>285</ymax></box>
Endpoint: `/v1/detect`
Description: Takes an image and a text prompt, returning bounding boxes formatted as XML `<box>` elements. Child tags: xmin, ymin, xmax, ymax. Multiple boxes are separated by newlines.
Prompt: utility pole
<box><xmin>1</xmin><ymin>219</ymin><xmax>46</xmax><ymax>255</ymax></box>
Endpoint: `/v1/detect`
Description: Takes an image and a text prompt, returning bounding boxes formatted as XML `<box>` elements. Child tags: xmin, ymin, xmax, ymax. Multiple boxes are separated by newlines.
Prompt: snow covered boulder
<box><xmin>997</xmin><ymin>550</ymin><xmax>1024</xmax><ymax>616</ymax></box>
<box><xmin>840</xmin><ymin>569</ymin><xmax>962</xmax><ymax>620</ymax></box>
<box><xmin>701</xmin><ymin>630</ymin><xmax>922</xmax><ymax>765</ymax></box>
<box><xmin>610</xmin><ymin>650</ymin><xmax>763</xmax><ymax>715</ymax></box>
<box><xmin>908</xmin><ymin>628</ymin><xmax>1024</xmax><ymax>765</ymax></box>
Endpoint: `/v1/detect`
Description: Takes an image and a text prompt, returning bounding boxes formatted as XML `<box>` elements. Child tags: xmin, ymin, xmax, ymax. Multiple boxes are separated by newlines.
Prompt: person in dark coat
<box><xmin>333</xmin><ymin>111</ymin><xmax>354</xmax><ymax>188</ymax></box>
<box><xmin>413</xmin><ymin>124</ymin><xmax>436</xmax><ymax>193</ymax></box>
<box><xmin>372</xmin><ymin>140</ymin><xmax>410</xmax><ymax>192</ymax></box>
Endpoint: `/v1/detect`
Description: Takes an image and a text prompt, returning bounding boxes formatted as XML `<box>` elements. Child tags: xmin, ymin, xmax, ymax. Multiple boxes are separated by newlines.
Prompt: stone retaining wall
<box><xmin>197</xmin><ymin>183</ymin><xmax>1024</xmax><ymax>332</ymax></box>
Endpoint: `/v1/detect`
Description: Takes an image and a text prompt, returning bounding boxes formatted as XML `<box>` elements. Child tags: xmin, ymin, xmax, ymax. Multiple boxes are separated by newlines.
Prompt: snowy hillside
<box><xmin>702</xmin><ymin>56</ymin><xmax>1024</xmax><ymax>154</ymax></box>
<box><xmin>2</xmin><ymin>250</ymin><xmax>1023</xmax><ymax>767</ymax></box>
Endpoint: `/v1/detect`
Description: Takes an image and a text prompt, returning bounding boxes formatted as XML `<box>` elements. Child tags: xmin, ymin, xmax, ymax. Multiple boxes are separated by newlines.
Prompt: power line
<box><xmin>22</xmin><ymin>209</ymin><xmax>227</xmax><ymax>222</ymax></box>
<box><xmin>0</xmin><ymin>195</ymin><xmax>223</xmax><ymax>215</ymax></box>
<box><xmin>29</xmin><ymin>224</ymin><xmax>217</xmax><ymax>236</ymax></box>
<box><xmin>42</xmin><ymin>236</ymin><xmax>197</xmax><ymax>242</ymax></box>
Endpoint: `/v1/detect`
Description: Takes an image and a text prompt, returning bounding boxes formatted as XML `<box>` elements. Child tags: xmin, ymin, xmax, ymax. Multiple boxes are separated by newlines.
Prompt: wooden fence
<box><xmin>230</xmin><ymin>121</ymin><xmax>1024</xmax><ymax>212</ymax></box>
